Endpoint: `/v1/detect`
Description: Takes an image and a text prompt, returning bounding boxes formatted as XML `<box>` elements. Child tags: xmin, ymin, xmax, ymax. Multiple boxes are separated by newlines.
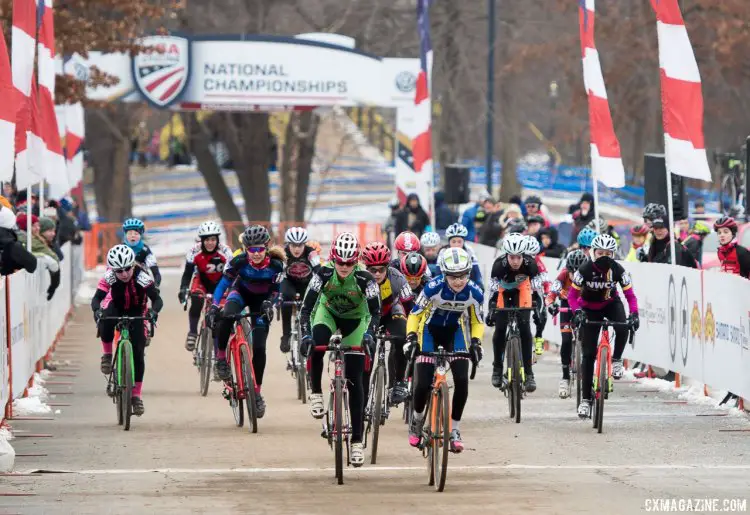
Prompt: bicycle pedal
<box><xmin>221</xmin><ymin>388</ymin><xmax>231</xmax><ymax>400</ymax></box>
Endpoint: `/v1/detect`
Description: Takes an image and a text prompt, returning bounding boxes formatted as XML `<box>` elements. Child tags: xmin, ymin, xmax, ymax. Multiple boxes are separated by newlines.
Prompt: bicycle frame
<box><xmin>314</xmin><ymin>338</ymin><xmax>358</xmax><ymax>443</ymax></box>
<box><xmin>224</xmin><ymin>311</ymin><xmax>261</xmax><ymax>400</ymax></box>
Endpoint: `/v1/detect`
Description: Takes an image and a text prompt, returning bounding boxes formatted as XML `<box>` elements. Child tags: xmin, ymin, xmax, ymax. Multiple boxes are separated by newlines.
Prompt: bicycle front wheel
<box><xmin>335</xmin><ymin>375</ymin><xmax>344</xmax><ymax>485</ymax></box>
<box><xmin>121</xmin><ymin>341</ymin><xmax>134</xmax><ymax>431</ymax></box>
<box><xmin>433</xmin><ymin>382</ymin><xmax>450</xmax><ymax>492</ymax></box>
<box><xmin>230</xmin><ymin>347</ymin><xmax>244</xmax><ymax>428</ymax></box>
<box><xmin>595</xmin><ymin>348</ymin><xmax>607</xmax><ymax>434</ymax></box>
<box><xmin>240</xmin><ymin>344</ymin><xmax>258</xmax><ymax>434</ymax></box>
<box><xmin>199</xmin><ymin>328</ymin><xmax>212</xmax><ymax>397</ymax></box>
<box><xmin>369</xmin><ymin>365</ymin><xmax>385</xmax><ymax>464</ymax></box>
<box><xmin>575</xmin><ymin>337</ymin><xmax>583</xmax><ymax>407</ymax></box>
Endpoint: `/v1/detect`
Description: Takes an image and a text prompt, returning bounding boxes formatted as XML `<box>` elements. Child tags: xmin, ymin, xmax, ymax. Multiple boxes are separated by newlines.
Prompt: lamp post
<box><xmin>485</xmin><ymin>0</ymin><xmax>496</xmax><ymax>196</ymax></box>
<box><xmin>548</xmin><ymin>80</ymin><xmax>558</xmax><ymax>167</ymax></box>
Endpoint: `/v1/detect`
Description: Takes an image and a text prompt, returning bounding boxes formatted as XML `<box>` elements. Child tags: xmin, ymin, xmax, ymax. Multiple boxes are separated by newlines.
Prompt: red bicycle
<box><xmin>221</xmin><ymin>311</ymin><xmax>261</xmax><ymax>433</ymax></box>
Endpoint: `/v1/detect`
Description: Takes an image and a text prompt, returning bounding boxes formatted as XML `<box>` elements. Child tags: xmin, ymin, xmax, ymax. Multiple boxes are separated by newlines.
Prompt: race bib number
<box><xmin>206</xmin><ymin>263</ymin><xmax>225</xmax><ymax>274</ymax></box>
<box><xmin>620</xmin><ymin>271</ymin><xmax>632</xmax><ymax>287</ymax></box>
<box><xmin>572</xmin><ymin>271</ymin><xmax>584</xmax><ymax>288</ymax></box>
<box><xmin>365</xmin><ymin>280</ymin><xmax>380</xmax><ymax>299</ymax></box>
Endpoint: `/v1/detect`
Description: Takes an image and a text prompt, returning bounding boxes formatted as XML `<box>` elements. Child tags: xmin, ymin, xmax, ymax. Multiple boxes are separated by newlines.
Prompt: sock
<box><xmin>562</xmin><ymin>366</ymin><xmax>570</xmax><ymax>380</ymax></box>
<box><xmin>102</xmin><ymin>341</ymin><xmax>113</xmax><ymax>354</ymax></box>
<box><xmin>452</xmin><ymin>419</ymin><xmax>460</xmax><ymax>431</ymax></box>
<box><xmin>133</xmin><ymin>382</ymin><xmax>143</xmax><ymax>398</ymax></box>
<box><xmin>217</xmin><ymin>349</ymin><xmax>226</xmax><ymax>360</ymax></box>
<box><xmin>413</xmin><ymin>409</ymin><xmax>424</xmax><ymax>422</ymax></box>
<box><xmin>188</xmin><ymin>316</ymin><xmax>199</xmax><ymax>334</ymax></box>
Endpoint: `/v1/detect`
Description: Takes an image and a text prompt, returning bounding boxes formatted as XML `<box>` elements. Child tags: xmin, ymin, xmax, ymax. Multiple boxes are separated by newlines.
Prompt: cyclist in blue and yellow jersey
<box><xmin>419</xmin><ymin>232</ymin><xmax>442</xmax><ymax>277</ymax></box>
<box><xmin>437</xmin><ymin>223</ymin><xmax>484</xmax><ymax>288</ymax></box>
<box><xmin>404</xmin><ymin>247</ymin><xmax>484</xmax><ymax>453</ymax></box>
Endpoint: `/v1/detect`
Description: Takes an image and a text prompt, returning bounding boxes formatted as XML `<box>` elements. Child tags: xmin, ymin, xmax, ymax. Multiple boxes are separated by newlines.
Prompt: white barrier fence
<box><xmin>3</xmin><ymin>243</ymin><xmax>83</xmax><ymax>420</ymax></box>
<box><xmin>472</xmin><ymin>243</ymin><xmax>750</xmax><ymax>401</ymax></box>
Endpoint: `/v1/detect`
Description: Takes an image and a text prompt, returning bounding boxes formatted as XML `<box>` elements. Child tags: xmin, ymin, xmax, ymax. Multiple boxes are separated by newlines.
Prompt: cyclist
<box><xmin>567</xmin><ymin>233</ymin><xmax>640</xmax><ymax>418</ymax></box>
<box><xmin>122</xmin><ymin>218</ymin><xmax>161</xmax><ymax>286</ymax></box>
<box><xmin>546</xmin><ymin>249</ymin><xmax>587</xmax><ymax>398</ymax></box>
<box><xmin>177</xmin><ymin>221</ymin><xmax>233</xmax><ymax>352</ymax></box>
<box><xmin>575</xmin><ymin>226</ymin><xmax>597</xmax><ymax>257</ymax></box>
<box><xmin>279</xmin><ymin>227</ymin><xmax>321</xmax><ymax>353</ymax></box>
<box><xmin>207</xmin><ymin>225</ymin><xmax>285</xmax><ymax>419</ymax></box>
<box><xmin>404</xmin><ymin>247</ymin><xmax>484</xmax><ymax>453</ymax></box>
<box><xmin>625</xmin><ymin>224</ymin><xmax>650</xmax><ymax>262</ymax></box>
<box><xmin>526</xmin><ymin>215</ymin><xmax>545</xmax><ymax>238</ymax></box>
<box><xmin>400</xmin><ymin>252</ymin><xmax>430</xmax><ymax>300</ymax></box>
<box><xmin>91</xmin><ymin>245</ymin><xmax>163</xmax><ymax>416</ymax></box>
<box><xmin>299</xmin><ymin>232</ymin><xmax>381</xmax><ymax>468</ymax></box>
<box><xmin>419</xmin><ymin>232</ymin><xmax>442</xmax><ymax>276</ymax></box>
<box><xmin>683</xmin><ymin>221</ymin><xmax>711</xmax><ymax>266</ymax></box>
<box><xmin>361</xmin><ymin>241</ymin><xmax>413</xmax><ymax>405</ymax></box>
<box><xmin>523</xmin><ymin>236</ymin><xmax>550</xmax><ymax>356</ymax></box>
<box><xmin>487</xmin><ymin>234</ymin><xmax>542</xmax><ymax>392</ymax></box>
<box><xmin>715</xmin><ymin>216</ymin><xmax>750</xmax><ymax>278</ymax></box>
<box><xmin>392</xmin><ymin>231</ymin><xmax>422</xmax><ymax>267</ymax></box>
<box><xmin>438</xmin><ymin>223</ymin><xmax>483</xmax><ymax>288</ymax></box>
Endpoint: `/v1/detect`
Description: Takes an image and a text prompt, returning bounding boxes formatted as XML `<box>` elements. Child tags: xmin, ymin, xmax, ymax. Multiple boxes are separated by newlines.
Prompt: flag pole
<box><xmin>26</xmin><ymin>187</ymin><xmax>32</xmax><ymax>251</ymax></box>
<box><xmin>665</xmin><ymin>163</ymin><xmax>677</xmax><ymax>266</ymax></box>
<box><xmin>592</xmin><ymin>173</ymin><xmax>601</xmax><ymax>235</ymax></box>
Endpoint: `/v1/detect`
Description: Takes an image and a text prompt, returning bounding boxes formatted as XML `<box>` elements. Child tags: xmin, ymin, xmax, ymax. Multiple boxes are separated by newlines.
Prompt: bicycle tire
<box><xmin>369</xmin><ymin>366</ymin><xmax>385</xmax><ymax>464</ymax></box>
<box><xmin>335</xmin><ymin>374</ymin><xmax>344</xmax><ymax>485</ymax></box>
<box><xmin>596</xmin><ymin>348</ymin><xmax>607</xmax><ymax>434</ymax></box>
<box><xmin>506</xmin><ymin>337</ymin><xmax>516</xmax><ymax>420</ymax></box>
<box><xmin>240</xmin><ymin>344</ymin><xmax>258</xmax><ymax>434</ymax></box>
<box><xmin>199</xmin><ymin>328</ymin><xmax>211</xmax><ymax>397</ymax></box>
<box><xmin>575</xmin><ymin>337</ymin><xmax>583</xmax><ymax>407</ymax></box>
<box><xmin>512</xmin><ymin>336</ymin><xmax>522</xmax><ymax>424</ymax></box>
<box><xmin>425</xmin><ymin>392</ymin><xmax>435</xmax><ymax>487</ymax></box>
<box><xmin>298</xmin><ymin>358</ymin><xmax>307</xmax><ymax>404</ymax></box>
<box><xmin>434</xmin><ymin>382</ymin><xmax>450</xmax><ymax>492</ymax></box>
<box><xmin>121</xmin><ymin>340</ymin><xmax>134</xmax><ymax>431</ymax></box>
<box><xmin>114</xmin><ymin>349</ymin><xmax>123</xmax><ymax>426</ymax></box>
<box><xmin>230</xmin><ymin>347</ymin><xmax>244</xmax><ymax>428</ymax></box>
<box><xmin>326</xmin><ymin>392</ymin><xmax>334</xmax><ymax>448</ymax></box>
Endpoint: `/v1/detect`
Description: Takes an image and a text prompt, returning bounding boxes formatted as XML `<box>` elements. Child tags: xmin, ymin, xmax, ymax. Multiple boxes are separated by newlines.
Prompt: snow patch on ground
<box><xmin>632</xmin><ymin>376</ymin><xmax>747</xmax><ymax>418</ymax></box>
<box><xmin>12</xmin><ymin>372</ymin><xmax>53</xmax><ymax>416</ymax></box>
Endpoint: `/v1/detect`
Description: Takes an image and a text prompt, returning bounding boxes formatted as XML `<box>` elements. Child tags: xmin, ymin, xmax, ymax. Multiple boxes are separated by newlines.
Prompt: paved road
<box><xmin>3</xmin><ymin>275</ymin><xmax>749</xmax><ymax>514</ymax></box>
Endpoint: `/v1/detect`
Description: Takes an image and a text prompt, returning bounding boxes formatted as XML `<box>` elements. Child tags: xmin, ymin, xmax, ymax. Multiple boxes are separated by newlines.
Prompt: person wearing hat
<box><xmin>39</xmin><ymin>217</ymin><xmax>63</xmax><ymax>260</ymax></box>
<box><xmin>0</xmin><ymin>206</ymin><xmax>37</xmax><ymax>276</ymax></box>
<box><xmin>15</xmin><ymin>213</ymin><xmax>61</xmax><ymax>299</ymax></box>
<box><xmin>639</xmin><ymin>216</ymin><xmax>697</xmax><ymax>268</ymax></box>
<box><xmin>460</xmin><ymin>192</ymin><xmax>493</xmax><ymax>242</ymax></box>
<box><xmin>571</xmin><ymin>192</ymin><xmax>596</xmax><ymax>241</ymax></box>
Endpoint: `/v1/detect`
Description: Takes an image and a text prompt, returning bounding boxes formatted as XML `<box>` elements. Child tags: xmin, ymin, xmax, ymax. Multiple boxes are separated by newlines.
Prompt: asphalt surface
<box><xmin>2</xmin><ymin>275</ymin><xmax>749</xmax><ymax>514</ymax></box>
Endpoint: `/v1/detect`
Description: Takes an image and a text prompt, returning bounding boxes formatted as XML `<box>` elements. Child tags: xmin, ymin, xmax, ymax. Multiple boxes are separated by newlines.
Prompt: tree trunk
<box><xmin>295</xmin><ymin>111</ymin><xmax>318</xmax><ymax>222</ymax></box>
<box><xmin>184</xmin><ymin>112</ymin><xmax>243</xmax><ymax>232</ymax></box>
<box><xmin>279</xmin><ymin>117</ymin><xmax>296</xmax><ymax>223</ymax></box>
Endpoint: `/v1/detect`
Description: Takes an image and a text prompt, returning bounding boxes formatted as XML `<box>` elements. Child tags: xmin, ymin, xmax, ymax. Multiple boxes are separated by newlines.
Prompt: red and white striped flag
<box><xmin>409</xmin><ymin>0</ymin><xmax>433</xmax><ymax>197</ymax></box>
<box><xmin>38</xmin><ymin>0</ymin><xmax>66</xmax><ymax>183</ymax></box>
<box><xmin>579</xmin><ymin>0</ymin><xmax>624</xmax><ymax>188</ymax></box>
<box><xmin>63</xmin><ymin>102</ymin><xmax>85</xmax><ymax>188</ymax></box>
<box><xmin>650</xmin><ymin>0</ymin><xmax>711</xmax><ymax>182</ymax></box>
<box><xmin>0</xmin><ymin>24</ymin><xmax>18</xmax><ymax>182</ymax></box>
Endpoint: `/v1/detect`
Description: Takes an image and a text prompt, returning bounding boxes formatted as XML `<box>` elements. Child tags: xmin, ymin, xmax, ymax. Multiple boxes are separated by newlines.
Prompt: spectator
<box><xmin>693</xmin><ymin>200</ymin><xmax>705</xmax><ymax>216</ymax></box>
<box><xmin>40</xmin><ymin>217</ymin><xmax>64</xmax><ymax>261</ymax></box>
<box><xmin>433</xmin><ymin>190</ymin><xmax>456</xmax><ymax>233</ymax></box>
<box><xmin>509</xmin><ymin>195</ymin><xmax>527</xmax><ymax>218</ymax></box>
<box><xmin>70</xmin><ymin>197</ymin><xmax>91</xmax><ymax>232</ymax></box>
<box><xmin>539</xmin><ymin>227</ymin><xmax>565</xmax><ymax>258</ymax></box>
<box><xmin>641</xmin><ymin>217</ymin><xmax>697</xmax><ymax>268</ymax></box>
<box><xmin>394</xmin><ymin>193</ymin><xmax>430</xmax><ymax>238</ymax></box>
<box><xmin>625</xmin><ymin>224</ymin><xmax>650</xmax><ymax>262</ymax></box>
<box><xmin>0</xmin><ymin>206</ymin><xmax>37</xmax><ymax>275</ymax></box>
<box><xmin>527</xmin><ymin>215</ymin><xmax>544</xmax><ymax>237</ymax></box>
<box><xmin>382</xmin><ymin>198</ymin><xmax>400</xmax><ymax>248</ymax></box>
<box><xmin>15</xmin><ymin>190</ymin><xmax>40</xmax><ymax>216</ymax></box>
<box><xmin>56</xmin><ymin>198</ymin><xmax>81</xmax><ymax>245</ymax></box>
<box><xmin>524</xmin><ymin>195</ymin><xmax>550</xmax><ymax>227</ymax></box>
<box><xmin>16</xmin><ymin>213</ymin><xmax>60</xmax><ymax>299</ymax></box>
<box><xmin>479</xmin><ymin>200</ymin><xmax>505</xmax><ymax>247</ymax></box>
<box><xmin>460</xmin><ymin>192</ymin><xmax>492</xmax><ymax>242</ymax></box>
<box><xmin>683</xmin><ymin>221</ymin><xmax>711</xmax><ymax>266</ymax></box>
<box><xmin>571</xmin><ymin>192</ymin><xmax>596</xmax><ymax>241</ymax></box>
<box><xmin>2</xmin><ymin>183</ymin><xmax>17</xmax><ymax>206</ymax></box>
<box><xmin>675</xmin><ymin>218</ymin><xmax>690</xmax><ymax>243</ymax></box>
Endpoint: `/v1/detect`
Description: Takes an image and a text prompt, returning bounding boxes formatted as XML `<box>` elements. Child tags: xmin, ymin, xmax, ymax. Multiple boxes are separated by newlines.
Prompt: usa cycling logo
<box><xmin>132</xmin><ymin>35</ymin><xmax>190</xmax><ymax>108</ymax></box>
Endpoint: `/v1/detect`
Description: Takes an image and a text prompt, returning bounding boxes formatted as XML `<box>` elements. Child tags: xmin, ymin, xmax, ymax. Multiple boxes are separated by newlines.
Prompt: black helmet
<box><xmin>565</xmin><ymin>249</ymin><xmax>587</xmax><ymax>272</ymax></box>
<box><xmin>506</xmin><ymin>220</ymin><xmax>527</xmax><ymax>234</ymax></box>
<box><xmin>524</xmin><ymin>195</ymin><xmax>542</xmax><ymax>206</ymax></box>
<box><xmin>643</xmin><ymin>203</ymin><xmax>666</xmax><ymax>221</ymax></box>
<box><xmin>241</xmin><ymin>225</ymin><xmax>271</xmax><ymax>247</ymax></box>
<box><xmin>526</xmin><ymin>214</ymin><xmax>545</xmax><ymax>225</ymax></box>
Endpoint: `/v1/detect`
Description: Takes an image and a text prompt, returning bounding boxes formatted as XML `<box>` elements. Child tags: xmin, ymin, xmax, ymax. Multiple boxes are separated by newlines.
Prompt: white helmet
<box><xmin>591</xmin><ymin>233</ymin><xmax>618</xmax><ymax>252</ymax></box>
<box><xmin>523</xmin><ymin>236</ymin><xmax>541</xmax><ymax>256</ymax></box>
<box><xmin>285</xmin><ymin>226</ymin><xmax>308</xmax><ymax>244</ymax></box>
<box><xmin>445</xmin><ymin>223</ymin><xmax>469</xmax><ymax>239</ymax></box>
<box><xmin>197</xmin><ymin>220</ymin><xmax>221</xmax><ymax>238</ymax></box>
<box><xmin>502</xmin><ymin>233</ymin><xmax>528</xmax><ymax>256</ymax></box>
<box><xmin>439</xmin><ymin>247</ymin><xmax>472</xmax><ymax>276</ymax></box>
<box><xmin>330</xmin><ymin>232</ymin><xmax>360</xmax><ymax>263</ymax></box>
<box><xmin>107</xmin><ymin>244</ymin><xmax>136</xmax><ymax>271</ymax></box>
<box><xmin>420</xmin><ymin>231</ymin><xmax>441</xmax><ymax>248</ymax></box>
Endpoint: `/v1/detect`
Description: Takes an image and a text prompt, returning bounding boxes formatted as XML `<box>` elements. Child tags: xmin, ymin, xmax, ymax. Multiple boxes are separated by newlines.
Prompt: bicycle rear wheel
<box><xmin>595</xmin><ymin>348</ymin><xmax>607</xmax><ymax>434</ymax></box>
<box><xmin>509</xmin><ymin>336</ymin><xmax>522</xmax><ymax>423</ymax></box>
<box><xmin>335</xmin><ymin>375</ymin><xmax>344</xmax><ymax>485</ymax></box>
<box><xmin>240</xmin><ymin>344</ymin><xmax>258</xmax><ymax>434</ymax></box>
<box><xmin>121</xmin><ymin>341</ymin><xmax>134</xmax><ymax>431</ymax></box>
<box><xmin>368</xmin><ymin>365</ymin><xmax>385</xmax><ymax>464</ymax></box>
<box><xmin>230</xmin><ymin>347</ymin><xmax>244</xmax><ymax>428</ymax></box>
<box><xmin>506</xmin><ymin>338</ymin><xmax>516</xmax><ymax>419</ymax></box>
<box><xmin>433</xmin><ymin>382</ymin><xmax>450</xmax><ymax>492</ymax></box>
<box><xmin>199</xmin><ymin>328</ymin><xmax>212</xmax><ymax>397</ymax></box>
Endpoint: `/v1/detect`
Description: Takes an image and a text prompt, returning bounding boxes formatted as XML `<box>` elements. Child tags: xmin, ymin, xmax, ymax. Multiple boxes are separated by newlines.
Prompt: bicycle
<box><xmin>221</xmin><ymin>311</ymin><xmax>264</xmax><ymax>434</ymax></box>
<box><xmin>315</xmin><ymin>335</ymin><xmax>363</xmax><ymax>485</ymax></box>
<box><xmin>279</xmin><ymin>295</ymin><xmax>307</xmax><ymax>404</ymax></box>
<box><xmin>557</xmin><ymin>306</ymin><xmax>581</xmax><ymax>405</ymax></box>
<box><xmin>496</xmin><ymin>307</ymin><xmax>534</xmax><ymax>424</ymax></box>
<box><xmin>413</xmin><ymin>345</ymin><xmax>477</xmax><ymax>493</ymax></box>
<box><xmin>184</xmin><ymin>293</ymin><xmax>216</xmax><ymax>397</ymax></box>
<box><xmin>579</xmin><ymin>316</ymin><xmax>634</xmax><ymax>434</ymax></box>
<box><xmin>363</xmin><ymin>327</ymin><xmax>399</xmax><ymax>465</ymax></box>
<box><xmin>100</xmin><ymin>315</ymin><xmax>154</xmax><ymax>431</ymax></box>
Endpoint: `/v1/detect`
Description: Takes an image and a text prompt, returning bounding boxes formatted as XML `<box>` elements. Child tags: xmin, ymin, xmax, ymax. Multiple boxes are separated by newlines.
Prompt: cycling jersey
<box><xmin>546</xmin><ymin>269</ymin><xmax>573</xmax><ymax>304</ymax></box>
<box><xmin>133</xmin><ymin>244</ymin><xmax>161</xmax><ymax>286</ymax></box>
<box><xmin>488</xmin><ymin>254</ymin><xmax>542</xmax><ymax>295</ymax></box>
<box><xmin>717</xmin><ymin>241</ymin><xmax>750</xmax><ymax>278</ymax></box>
<box><xmin>379</xmin><ymin>267</ymin><xmax>413</xmax><ymax>317</ymax></box>
<box><xmin>92</xmin><ymin>267</ymin><xmax>163</xmax><ymax>313</ymax></box>
<box><xmin>179</xmin><ymin>243</ymin><xmax>233</xmax><ymax>293</ymax></box>
<box><xmin>437</xmin><ymin>244</ymin><xmax>483</xmax><ymax>287</ymax></box>
<box><xmin>212</xmin><ymin>252</ymin><xmax>284</xmax><ymax>304</ymax></box>
<box><xmin>284</xmin><ymin>244</ymin><xmax>321</xmax><ymax>284</ymax></box>
<box><xmin>568</xmin><ymin>259</ymin><xmax>638</xmax><ymax>313</ymax></box>
<box><xmin>533</xmin><ymin>255</ymin><xmax>551</xmax><ymax>294</ymax></box>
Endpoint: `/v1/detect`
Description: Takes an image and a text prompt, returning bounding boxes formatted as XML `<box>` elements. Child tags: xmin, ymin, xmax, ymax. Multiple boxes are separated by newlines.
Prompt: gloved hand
<box><xmin>485</xmin><ymin>307</ymin><xmax>497</xmax><ymax>327</ymax></box>
<box><xmin>403</xmin><ymin>332</ymin><xmax>418</xmax><ymax>359</ymax></box>
<box><xmin>46</xmin><ymin>286</ymin><xmax>56</xmax><ymax>301</ymax></box>
<box><xmin>93</xmin><ymin>309</ymin><xmax>103</xmax><ymax>324</ymax></box>
<box><xmin>147</xmin><ymin>308</ymin><xmax>158</xmax><ymax>324</ymax></box>
<box><xmin>206</xmin><ymin>304</ymin><xmax>220</xmax><ymax>331</ymax></box>
<box><xmin>362</xmin><ymin>333</ymin><xmax>376</xmax><ymax>357</ymax></box>
<box><xmin>573</xmin><ymin>309</ymin><xmax>585</xmax><ymax>328</ymax></box>
<box><xmin>636</xmin><ymin>247</ymin><xmax>647</xmax><ymax>262</ymax></box>
<box><xmin>631</xmin><ymin>312</ymin><xmax>640</xmax><ymax>332</ymax></box>
<box><xmin>299</xmin><ymin>334</ymin><xmax>314</xmax><ymax>358</ymax></box>
<box><xmin>469</xmin><ymin>337</ymin><xmax>483</xmax><ymax>364</ymax></box>
<box><xmin>547</xmin><ymin>303</ymin><xmax>559</xmax><ymax>316</ymax></box>
<box><xmin>178</xmin><ymin>289</ymin><xmax>188</xmax><ymax>304</ymax></box>
<box><xmin>261</xmin><ymin>300</ymin><xmax>274</xmax><ymax>321</ymax></box>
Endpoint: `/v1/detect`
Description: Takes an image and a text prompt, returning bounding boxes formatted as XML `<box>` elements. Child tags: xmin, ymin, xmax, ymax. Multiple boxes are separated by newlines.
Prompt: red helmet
<box><xmin>400</xmin><ymin>252</ymin><xmax>427</xmax><ymax>279</ymax></box>
<box><xmin>361</xmin><ymin>241</ymin><xmax>391</xmax><ymax>266</ymax></box>
<box><xmin>630</xmin><ymin>224</ymin><xmax>650</xmax><ymax>236</ymax></box>
<box><xmin>394</xmin><ymin>231</ymin><xmax>421</xmax><ymax>252</ymax></box>
<box><xmin>713</xmin><ymin>216</ymin><xmax>738</xmax><ymax>235</ymax></box>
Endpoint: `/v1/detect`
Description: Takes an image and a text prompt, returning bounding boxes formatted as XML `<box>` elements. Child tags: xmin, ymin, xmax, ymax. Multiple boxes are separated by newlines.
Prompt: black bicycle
<box><xmin>496</xmin><ymin>307</ymin><xmax>534</xmax><ymax>424</ymax></box>
<box><xmin>364</xmin><ymin>327</ymin><xmax>400</xmax><ymax>464</ymax></box>
<box><xmin>279</xmin><ymin>295</ymin><xmax>307</xmax><ymax>404</ymax></box>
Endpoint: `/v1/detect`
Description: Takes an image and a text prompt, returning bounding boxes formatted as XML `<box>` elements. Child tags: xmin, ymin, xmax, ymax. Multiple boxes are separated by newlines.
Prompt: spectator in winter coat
<box><xmin>433</xmin><ymin>190</ymin><xmax>456</xmax><ymax>233</ymax></box>
<box><xmin>0</xmin><ymin>206</ymin><xmax>37</xmax><ymax>276</ymax></box>
<box><xmin>538</xmin><ymin>227</ymin><xmax>566</xmax><ymax>258</ymax></box>
<box><xmin>71</xmin><ymin>198</ymin><xmax>91</xmax><ymax>232</ymax></box>
<box><xmin>641</xmin><ymin>217</ymin><xmax>697</xmax><ymax>268</ymax></box>
<box><xmin>479</xmin><ymin>201</ymin><xmax>505</xmax><ymax>247</ymax></box>
<box><xmin>56</xmin><ymin>199</ymin><xmax>81</xmax><ymax>246</ymax></box>
<box><xmin>571</xmin><ymin>192</ymin><xmax>596</xmax><ymax>241</ymax></box>
<box><xmin>16</xmin><ymin>214</ymin><xmax>60</xmax><ymax>299</ymax></box>
<box><xmin>395</xmin><ymin>193</ymin><xmax>431</xmax><ymax>238</ymax></box>
<box><xmin>461</xmin><ymin>192</ymin><xmax>493</xmax><ymax>242</ymax></box>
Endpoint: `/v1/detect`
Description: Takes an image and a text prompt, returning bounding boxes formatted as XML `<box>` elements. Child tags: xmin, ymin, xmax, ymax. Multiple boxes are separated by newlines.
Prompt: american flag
<box><xmin>412</xmin><ymin>0</ymin><xmax>433</xmax><ymax>180</ymax></box>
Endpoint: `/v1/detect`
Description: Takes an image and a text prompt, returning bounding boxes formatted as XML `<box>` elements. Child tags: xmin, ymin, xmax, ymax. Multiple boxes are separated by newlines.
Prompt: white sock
<box><xmin>413</xmin><ymin>410</ymin><xmax>424</xmax><ymax>422</ymax></box>
<box><xmin>452</xmin><ymin>419</ymin><xmax>460</xmax><ymax>431</ymax></box>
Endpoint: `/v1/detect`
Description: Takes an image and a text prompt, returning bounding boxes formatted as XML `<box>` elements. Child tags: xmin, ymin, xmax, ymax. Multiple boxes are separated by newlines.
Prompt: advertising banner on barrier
<box><xmin>9</xmin><ymin>273</ymin><xmax>30</xmax><ymax>399</ymax></box>
<box><xmin>0</xmin><ymin>279</ymin><xmax>8</xmax><ymax>409</ymax></box>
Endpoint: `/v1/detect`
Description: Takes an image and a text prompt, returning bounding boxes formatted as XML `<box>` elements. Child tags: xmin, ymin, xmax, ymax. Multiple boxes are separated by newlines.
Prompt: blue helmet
<box><xmin>122</xmin><ymin>218</ymin><xmax>145</xmax><ymax>235</ymax></box>
<box><xmin>577</xmin><ymin>227</ymin><xmax>597</xmax><ymax>248</ymax></box>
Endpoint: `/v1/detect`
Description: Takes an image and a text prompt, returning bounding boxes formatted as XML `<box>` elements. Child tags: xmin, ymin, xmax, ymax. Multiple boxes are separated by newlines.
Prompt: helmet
<box><xmin>284</xmin><ymin>226</ymin><xmax>308</xmax><ymax>245</ymax></box>
<box><xmin>691</xmin><ymin>221</ymin><xmax>711</xmax><ymax>236</ymax></box>
<box><xmin>445</xmin><ymin>223</ymin><xmax>469</xmax><ymax>239</ymax></box>
<box><xmin>565</xmin><ymin>249</ymin><xmax>587</xmax><ymax>272</ymax></box>
<box><xmin>577</xmin><ymin>227</ymin><xmax>597</xmax><ymax>248</ymax></box>
<box><xmin>420</xmin><ymin>232</ymin><xmax>441</xmax><ymax>248</ymax></box>
<box><xmin>526</xmin><ymin>214</ymin><xmax>545</xmax><ymax>225</ymax></box>
<box><xmin>591</xmin><ymin>233</ymin><xmax>618</xmax><ymax>252</ymax></box>
<box><xmin>630</xmin><ymin>224</ymin><xmax>650</xmax><ymax>236</ymax></box>
<box><xmin>197</xmin><ymin>220</ymin><xmax>221</xmax><ymax>238</ymax></box>
<box><xmin>502</xmin><ymin>233</ymin><xmax>528</xmax><ymax>256</ymax></box>
<box><xmin>524</xmin><ymin>195</ymin><xmax>542</xmax><ymax>206</ymax></box>
<box><xmin>308</xmin><ymin>240</ymin><xmax>323</xmax><ymax>255</ymax></box>
<box><xmin>643</xmin><ymin>203</ymin><xmax>666</xmax><ymax>221</ymax></box>
<box><xmin>241</xmin><ymin>225</ymin><xmax>270</xmax><ymax>247</ymax></box>
<box><xmin>400</xmin><ymin>252</ymin><xmax>427</xmax><ymax>278</ymax></box>
<box><xmin>506</xmin><ymin>219</ymin><xmax>527</xmax><ymax>234</ymax></box>
<box><xmin>361</xmin><ymin>241</ymin><xmax>391</xmax><ymax>266</ymax></box>
<box><xmin>523</xmin><ymin>236</ymin><xmax>541</xmax><ymax>256</ymax></box>
<box><xmin>439</xmin><ymin>247</ymin><xmax>472</xmax><ymax>276</ymax></box>
<box><xmin>394</xmin><ymin>231</ymin><xmax>421</xmax><ymax>252</ymax></box>
<box><xmin>107</xmin><ymin>244</ymin><xmax>136</xmax><ymax>271</ymax></box>
<box><xmin>587</xmin><ymin>217</ymin><xmax>609</xmax><ymax>233</ymax></box>
<box><xmin>122</xmin><ymin>218</ymin><xmax>145</xmax><ymax>234</ymax></box>
<box><xmin>330</xmin><ymin>232</ymin><xmax>360</xmax><ymax>264</ymax></box>
<box><xmin>713</xmin><ymin>216</ymin><xmax>738</xmax><ymax>234</ymax></box>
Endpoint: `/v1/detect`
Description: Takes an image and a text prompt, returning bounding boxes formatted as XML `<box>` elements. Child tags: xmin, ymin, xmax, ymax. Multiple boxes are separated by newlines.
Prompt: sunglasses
<box><xmin>445</xmin><ymin>273</ymin><xmax>469</xmax><ymax>281</ymax></box>
<box><xmin>367</xmin><ymin>266</ymin><xmax>387</xmax><ymax>274</ymax></box>
<box><xmin>526</xmin><ymin>204</ymin><xmax>539</xmax><ymax>209</ymax></box>
<box><xmin>114</xmin><ymin>267</ymin><xmax>134</xmax><ymax>274</ymax></box>
<box><xmin>334</xmin><ymin>260</ymin><xmax>356</xmax><ymax>267</ymax></box>
<box><xmin>247</xmin><ymin>246</ymin><xmax>266</xmax><ymax>254</ymax></box>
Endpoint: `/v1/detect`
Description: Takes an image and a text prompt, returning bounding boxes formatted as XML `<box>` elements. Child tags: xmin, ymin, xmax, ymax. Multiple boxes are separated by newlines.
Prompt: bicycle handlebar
<box><xmin>494</xmin><ymin>307</ymin><xmax>536</xmax><ymax>313</ymax></box>
<box><xmin>582</xmin><ymin>319</ymin><xmax>633</xmax><ymax>328</ymax></box>
<box><xmin>312</xmin><ymin>344</ymin><xmax>364</xmax><ymax>353</ymax></box>
<box><xmin>221</xmin><ymin>311</ymin><xmax>266</xmax><ymax>322</ymax></box>
<box><xmin>97</xmin><ymin>315</ymin><xmax>155</xmax><ymax>338</ymax></box>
